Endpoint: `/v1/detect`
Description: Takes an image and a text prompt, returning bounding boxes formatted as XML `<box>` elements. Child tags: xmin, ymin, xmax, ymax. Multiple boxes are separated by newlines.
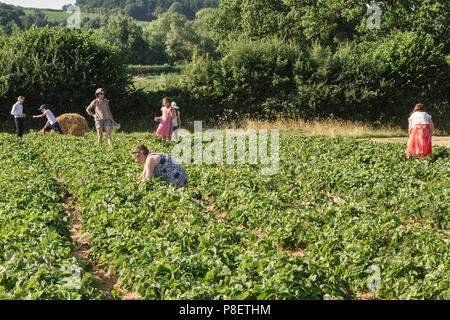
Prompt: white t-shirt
<box><xmin>44</xmin><ymin>109</ymin><xmax>57</xmax><ymax>125</ymax></box>
<box><xmin>408</xmin><ymin>112</ymin><xmax>432</xmax><ymax>130</ymax></box>
<box><xmin>11</xmin><ymin>103</ymin><xmax>23</xmax><ymax>118</ymax></box>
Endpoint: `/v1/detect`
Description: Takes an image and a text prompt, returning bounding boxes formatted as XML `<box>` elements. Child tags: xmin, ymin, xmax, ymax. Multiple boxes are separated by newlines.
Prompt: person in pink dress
<box><xmin>405</xmin><ymin>103</ymin><xmax>434</xmax><ymax>158</ymax></box>
<box><xmin>155</xmin><ymin>97</ymin><xmax>174</xmax><ymax>143</ymax></box>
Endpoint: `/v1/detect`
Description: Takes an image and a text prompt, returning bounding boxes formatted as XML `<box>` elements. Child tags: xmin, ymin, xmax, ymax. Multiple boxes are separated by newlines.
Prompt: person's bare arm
<box><xmin>143</xmin><ymin>154</ymin><xmax>161</xmax><ymax>180</ymax></box>
<box><xmin>105</xmin><ymin>101</ymin><xmax>117</xmax><ymax>125</ymax></box>
<box><xmin>86</xmin><ymin>101</ymin><xmax>95</xmax><ymax>117</ymax></box>
<box><xmin>33</xmin><ymin>114</ymin><xmax>45</xmax><ymax>119</ymax></box>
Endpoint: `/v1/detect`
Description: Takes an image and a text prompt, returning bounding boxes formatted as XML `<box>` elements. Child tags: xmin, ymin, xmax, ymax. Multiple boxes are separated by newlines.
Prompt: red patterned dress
<box><xmin>405</xmin><ymin>112</ymin><xmax>433</xmax><ymax>158</ymax></box>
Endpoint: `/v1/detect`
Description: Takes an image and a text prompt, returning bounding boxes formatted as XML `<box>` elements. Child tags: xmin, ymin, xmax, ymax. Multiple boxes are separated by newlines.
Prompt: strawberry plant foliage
<box><xmin>1</xmin><ymin>132</ymin><xmax>448</xmax><ymax>299</ymax></box>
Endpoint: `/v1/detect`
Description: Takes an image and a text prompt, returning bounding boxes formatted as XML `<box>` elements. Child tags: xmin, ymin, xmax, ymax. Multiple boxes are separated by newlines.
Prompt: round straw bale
<box><xmin>40</xmin><ymin>113</ymin><xmax>91</xmax><ymax>136</ymax></box>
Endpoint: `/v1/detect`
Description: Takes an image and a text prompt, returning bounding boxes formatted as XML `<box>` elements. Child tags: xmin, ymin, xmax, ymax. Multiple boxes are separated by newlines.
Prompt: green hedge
<box><xmin>180</xmin><ymin>32</ymin><xmax>450</xmax><ymax>126</ymax></box>
<box><xmin>0</xmin><ymin>26</ymin><xmax>135</xmax><ymax>124</ymax></box>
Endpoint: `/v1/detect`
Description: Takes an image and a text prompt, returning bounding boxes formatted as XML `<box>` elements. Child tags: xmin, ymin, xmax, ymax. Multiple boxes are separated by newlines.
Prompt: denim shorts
<box><xmin>95</xmin><ymin>119</ymin><xmax>112</xmax><ymax>128</ymax></box>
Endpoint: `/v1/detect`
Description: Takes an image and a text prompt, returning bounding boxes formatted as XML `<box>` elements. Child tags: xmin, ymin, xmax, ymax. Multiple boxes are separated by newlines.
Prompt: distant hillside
<box><xmin>22</xmin><ymin>8</ymin><xmax>102</xmax><ymax>24</ymax></box>
<box><xmin>75</xmin><ymin>0</ymin><xmax>219</xmax><ymax>20</ymax></box>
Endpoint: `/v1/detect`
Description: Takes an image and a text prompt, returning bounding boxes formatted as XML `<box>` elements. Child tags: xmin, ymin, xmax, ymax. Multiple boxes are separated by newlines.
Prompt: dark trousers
<box><xmin>14</xmin><ymin>118</ymin><xmax>24</xmax><ymax>138</ymax></box>
<box><xmin>44</xmin><ymin>121</ymin><xmax>64</xmax><ymax>134</ymax></box>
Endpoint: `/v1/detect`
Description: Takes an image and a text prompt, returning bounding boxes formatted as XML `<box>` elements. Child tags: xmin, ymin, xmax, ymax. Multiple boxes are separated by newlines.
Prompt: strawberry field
<box><xmin>0</xmin><ymin>132</ymin><xmax>448</xmax><ymax>300</ymax></box>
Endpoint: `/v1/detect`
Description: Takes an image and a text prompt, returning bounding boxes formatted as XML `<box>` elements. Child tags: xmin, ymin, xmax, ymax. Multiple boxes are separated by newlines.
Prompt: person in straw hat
<box><xmin>86</xmin><ymin>88</ymin><xmax>118</xmax><ymax>148</ymax></box>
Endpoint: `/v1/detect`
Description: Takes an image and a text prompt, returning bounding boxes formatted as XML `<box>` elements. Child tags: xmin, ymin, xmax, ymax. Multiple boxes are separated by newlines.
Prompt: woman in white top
<box><xmin>405</xmin><ymin>103</ymin><xmax>434</xmax><ymax>157</ymax></box>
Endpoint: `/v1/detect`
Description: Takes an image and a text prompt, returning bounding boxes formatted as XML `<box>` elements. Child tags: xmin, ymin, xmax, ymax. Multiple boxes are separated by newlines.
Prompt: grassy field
<box><xmin>22</xmin><ymin>8</ymin><xmax>103</xmax><ymax>23</ymax></box>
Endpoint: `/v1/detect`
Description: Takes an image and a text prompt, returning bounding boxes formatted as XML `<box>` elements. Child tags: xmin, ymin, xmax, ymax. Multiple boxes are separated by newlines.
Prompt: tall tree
<box><xmin>99</xmin><ymin>16</ymin><xmax>151</xmax><ymax>64</ymax></box>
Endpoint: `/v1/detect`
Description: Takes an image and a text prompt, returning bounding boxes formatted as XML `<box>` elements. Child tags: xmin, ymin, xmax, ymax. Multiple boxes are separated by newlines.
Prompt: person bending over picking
<box><xmin>33</xmin><ymin>105</ymin><xmax>64</xmax><ymax>134</ymax></box>
<box><xmin>405</xmin><ymin>103</ymin><xmax>434</xmax><ymax>158</ymax></box>
<box><xmin>131</xmin><ymin>143</ymin><xmax>188</xmax><ymax>189</ymax></box>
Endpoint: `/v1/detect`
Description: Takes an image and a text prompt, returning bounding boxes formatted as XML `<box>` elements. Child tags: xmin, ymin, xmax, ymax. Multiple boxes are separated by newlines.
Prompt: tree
<box><xmin>20</xmin><ymin>9</ymin><xmax>49</xmax><ymax>29</ymax></box>
<box><xmin>76</xmin><ymin>0</ymin><xmax>220</xmax><ymax>21</ymax></box>
<box><xmin>0</xmin><ymin>3</ymin><xmax>25</xmax><ymax>33</ymax></box>
<box><xmin>143</xmin><ymin>12</ymin><xmax>200</xmax><ymax>64</ymax></box>
<box><xmin>192</xmin><ymin>8</ymin><xmax>219</xmax><ymax>57</ymax></box>
<box><xmin>210</xmin><ymin>0</ymin><xmax>449</xmax><ymax>53</ymax></box>
<box><xmin>210</xmin><ymin>0</ymin><xmax>308</xmax><ymax>51</ymax></box>
<box><xmin>0</xmin><ymin>26</ymin><xmax>133</xmax><ymax>123</ymax></box>
<box><xmin>99</xmin><ymin>15</ymin><xmax>151</xmax><ymax>64</ymax></box>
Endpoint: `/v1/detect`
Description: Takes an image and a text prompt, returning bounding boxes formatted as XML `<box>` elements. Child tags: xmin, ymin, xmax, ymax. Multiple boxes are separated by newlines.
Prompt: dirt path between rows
<box><xmin>60</xmin><ymin>183</ymin><xmax>141</xmax><ymax>300</ymax></box>
<box><xmin>367</xmin><ymin>136</ymin><xmax>450</xmax><ymax>148</ymax></box>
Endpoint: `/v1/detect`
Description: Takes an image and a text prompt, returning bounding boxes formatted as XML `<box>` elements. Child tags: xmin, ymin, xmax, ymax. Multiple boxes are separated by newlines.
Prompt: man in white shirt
<box><xmin>33</xmin><ymin>105</ymin><xmax>64</xmax><ymax>134</ymax></box>
<box><xmin>10</xmin><ymin>96</ymin><xmax>26</xmax><ymax>138</ymax></box>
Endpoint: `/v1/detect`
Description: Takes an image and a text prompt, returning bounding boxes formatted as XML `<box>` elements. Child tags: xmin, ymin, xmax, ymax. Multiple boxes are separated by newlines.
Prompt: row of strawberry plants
<box><xmin>192</xmin><ymin>136</ymin><xmax>449</xmax><ymax>242</ymax></box>
<box><xmin>16</xmin><ymin>132</ymin><xmax>449</xmax><ymax>299</ymax></box>
<box><xmin>25</xmin><ymin>133</ymin><xmax>346</xmax><ymax>299</ymax></box>
<box><xmin>188</xmin><ymin>135</ymin><xmax>449</xmax><ymax>299</ymax></box>
<box><xmin>0</xmin><ymin>134</ymin><xmax>103</xmax><ymax>299</ymax></box>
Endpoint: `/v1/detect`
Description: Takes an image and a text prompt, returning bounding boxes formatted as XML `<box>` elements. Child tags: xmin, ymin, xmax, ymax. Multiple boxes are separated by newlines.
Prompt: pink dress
<box><xmin>156</xmin><ymin>106</ymin><xmax>173</xmax><ymax>137</ymax></box>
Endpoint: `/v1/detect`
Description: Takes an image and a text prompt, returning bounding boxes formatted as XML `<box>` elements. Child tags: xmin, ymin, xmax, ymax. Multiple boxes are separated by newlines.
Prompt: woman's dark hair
<box><xmin>131</xmin><ymin>143</ymin><xmax>149</xmax><ymax>156</ymax></box>
<box><xmin>412</xmin><ymin>103</ymin><xmax>426</xmax><ymax>113</ymax></box>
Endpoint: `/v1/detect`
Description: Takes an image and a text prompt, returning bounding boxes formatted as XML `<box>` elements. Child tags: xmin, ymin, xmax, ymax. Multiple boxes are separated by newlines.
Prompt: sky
<box><xmin>0</xmin><ymin>0</ymin><xmax>74</xmax><ymax>10</ymax></box>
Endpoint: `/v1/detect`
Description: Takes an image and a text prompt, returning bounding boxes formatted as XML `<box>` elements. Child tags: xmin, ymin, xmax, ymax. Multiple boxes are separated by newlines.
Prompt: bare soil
<box><xmin>60</xmin><ymin>182</ymin><xmax>141</xmax><ymax>300</ymax></box>
<box><xmin>369</xmin><ymin>136</ymin><xmax>450</xmax><ymax>148</ymax></box>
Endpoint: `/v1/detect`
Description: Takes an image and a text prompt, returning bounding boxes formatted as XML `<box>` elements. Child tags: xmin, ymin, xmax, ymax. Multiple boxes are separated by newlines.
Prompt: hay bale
<box><xmin>40</xmin><ymin>113</ymin><xmax>91</xmax><ymax>137</ymax></box>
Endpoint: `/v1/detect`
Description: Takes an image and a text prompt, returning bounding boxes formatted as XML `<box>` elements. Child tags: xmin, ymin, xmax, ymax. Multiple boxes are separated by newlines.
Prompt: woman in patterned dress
<box><xmin>131</xmin><ymin>143</ymin><xmax>188</xmax><ymax>189</ymax></box>
<box><xmin>405</xmin><ymin>103</ymin><xmax>434</xmax><ymax>158</ymax></box>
